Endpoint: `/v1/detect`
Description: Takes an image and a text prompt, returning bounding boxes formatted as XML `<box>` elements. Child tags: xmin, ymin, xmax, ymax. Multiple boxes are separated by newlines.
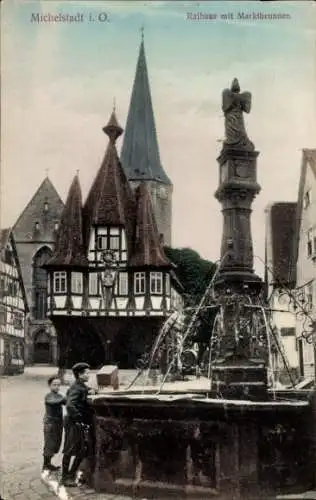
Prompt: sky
<box><xmin>1</xmin><ymin>0</ymin><xmax>316</xmax><ymax>277</ymax></box>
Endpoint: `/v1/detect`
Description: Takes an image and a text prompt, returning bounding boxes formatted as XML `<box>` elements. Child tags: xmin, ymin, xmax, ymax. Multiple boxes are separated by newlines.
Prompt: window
<box><xmin>4</xmin><ymin>248</ymin><xmax>14</xmax><ymax>265</ymax></box>
<box><xmin>44</xmin><ymin>202</ymin><xmax>49</xmax><ymax>212</ymax></box>
<box><xmin>166</xmin><ymin>274</ymin><xmax>171</xmax><ymax>295</ymax></box>
<box><xmin>54</xmin><ymin>222</ymin><xmax>59</xmax><ymax>231</ymax></box>
<box><xmin>280</xmin><ymin>327</ymin><xmax>295</xmax><ymax>337</ymax></box>
<box><xmin>71</xmin><ymin>272</ymin><xmax>83</xmax><ymax>294</ymax></box>
<box><xmin>307</xmin><ymin>230</ymin><xmax>313</xmax><ymax>257</ymax></box>
<box><xmin>96</xmin><ymin>235</ymin><xmax>107</xmax><ymax>250</ymax></box>
<box><xmin>118</xmin><ymin>272</ymin><xmax>128</xmax><ymax>296</ymax></box>
<box><xmin>13</xmin><ymin>312</ymin><xmax>23</xmax><ymax>330</ymax></box>
<box><xmin>150</xmin><ymin>272</ymin><xmax>163</xmax><ymax>295</ymax></box>
<box><xmin>35</xmin><ymin>221</ymin><xmax>40</xmax><ymax>231</ymax></box>
<box><xmin>109</xmin><ymin>235</ymin><xmax>120</xmax><ymax>250</ymax></box>
<box><xmin>303</xmin><ymin>190</ymin><xmax>311</xmax><ymax>209</ymax></box>
<box><xmin>53</xmin><ymin>272</ymin><xmax>67</xmax><ymax>293</ymax></box>
<box><xmin>7</xmin><ymin>281</ymin><xmax>17</xmax><ymax>297</ymax></box>
<box><xmin>0</xmin><ymin>305</ymin><xmax>7</xmax><ymax>325</ymax></box>
<box><xmin>134</xmin><ymin>272</ymin><xmax>146</xmax><ymax>295</ymax></box>
<box><xmin>0</xmin><ymin>277</ymin><xmax>5</xmax><ymax>297</ymax></box>
<box><xmin>89</xmin><ymin>273</ymin><xmax>98</xmax><ymax>295</ymax></box>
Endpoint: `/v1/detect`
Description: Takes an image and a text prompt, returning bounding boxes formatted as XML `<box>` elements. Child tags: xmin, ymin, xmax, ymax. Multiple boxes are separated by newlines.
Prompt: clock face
<box><xmin>235</xmin><ymin>164</ymin><xmax>249</xmax><ymax>178</ymax></box>
<box><xmin>233</xmin><ymin>159</ymin><xmax>251</xmax><ymax>179</ymax></box>
<box><xmin>102</xmin><ymin>250</ymin><xmax>116</xmax><ymax>264</ymax></box>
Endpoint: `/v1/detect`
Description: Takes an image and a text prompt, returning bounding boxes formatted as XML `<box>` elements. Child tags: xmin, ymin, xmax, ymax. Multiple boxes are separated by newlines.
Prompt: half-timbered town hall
<box><xmin>44</xmin><ymin>38</ymin><xmax>182</xmax><ymax>368</ymax></box>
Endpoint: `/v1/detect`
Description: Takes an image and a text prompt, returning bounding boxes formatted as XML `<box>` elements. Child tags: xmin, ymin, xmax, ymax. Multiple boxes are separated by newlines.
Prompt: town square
<box><xmin>1</xmin><ymin>1</ymin><xmax>316</xmax><ymax>499</ymax></box>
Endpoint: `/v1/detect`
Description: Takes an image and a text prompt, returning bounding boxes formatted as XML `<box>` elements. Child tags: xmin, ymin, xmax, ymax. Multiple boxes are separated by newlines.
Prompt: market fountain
<box><xmin>89</xmin><ymin>80</ymin><xmax>315</xmax><ymax>499</ymax></box>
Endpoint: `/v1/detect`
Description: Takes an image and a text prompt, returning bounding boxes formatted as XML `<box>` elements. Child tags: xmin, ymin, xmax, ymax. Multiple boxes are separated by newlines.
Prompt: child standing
<box><xmin>43</xmin><ymin>375</ymin><xmax>66</xmax><ymax>471</ymax></box>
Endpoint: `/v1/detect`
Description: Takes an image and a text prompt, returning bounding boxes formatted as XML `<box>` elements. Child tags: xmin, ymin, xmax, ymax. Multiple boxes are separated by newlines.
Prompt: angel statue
<box><xmin>222</xmin><ymin>78</ymin><xmax>254</xmax><ymax>151</ymax></box>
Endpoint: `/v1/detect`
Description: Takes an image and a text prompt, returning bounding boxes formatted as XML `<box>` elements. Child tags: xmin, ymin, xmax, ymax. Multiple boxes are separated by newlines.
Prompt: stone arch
<box><xmin>32</xmin><ymin>246</ymin><xmax>53</xmax><ymax>320</ymax></box>
<box><xmin>33</xmin><ymin>328</ymin><xmax>52</xmax><ymax>364</ymax></box>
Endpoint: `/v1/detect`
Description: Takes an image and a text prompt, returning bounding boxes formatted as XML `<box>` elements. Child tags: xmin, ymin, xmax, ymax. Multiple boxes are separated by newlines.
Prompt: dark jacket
<box><xmin>43</xmin><ymin>392</ymin><xmax>66</xmax><ymax>456</ymax></box>
<box><xmin>65</xmin><ymin>380</ymin><xmax>93</xmax><ymax>425</ymax></box>
<box><xmin>44</xmin><ymin>392</ymin><xmax>66</xmax><ymax>421</ymax></box>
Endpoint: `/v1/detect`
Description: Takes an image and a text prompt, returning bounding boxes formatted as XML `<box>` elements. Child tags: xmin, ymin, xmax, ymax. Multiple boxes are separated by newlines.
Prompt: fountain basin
<box><xmin>90</xmin><ymin>387</ymin><xmax>315</xmax><ymax>499</ymax></box>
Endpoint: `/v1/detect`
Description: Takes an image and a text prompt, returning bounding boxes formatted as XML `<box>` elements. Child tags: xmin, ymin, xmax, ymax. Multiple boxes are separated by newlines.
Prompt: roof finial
<box><xmin>113</xmin><ymin>97</ymin><xmax>116</xmax><ymax>112</ymax></box>
<box><xmin>76</xmin><ymin>169</ymin><xmax>80</xmax><ymax>176</ymax></box>
<box><xmin>103</xmin><ymin>109</ymin><xmax>123</xmax><ymax>143</ymax></box>
<box><xmin>140</xmin><ymin>24</ymin><xmax>144</xmax><ymax>42</ymax></box>
<box><xmin>45</xmin><ymin>168</ymin><xmax>49</xmax><ymax>178</ymax></box>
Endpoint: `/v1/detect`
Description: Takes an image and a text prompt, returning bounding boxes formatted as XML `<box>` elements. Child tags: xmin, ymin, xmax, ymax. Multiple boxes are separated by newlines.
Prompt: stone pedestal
<box><xmin>215</xmin><ymin>148</ymin><xmax>261</xmax><ymax>283</ymax></box>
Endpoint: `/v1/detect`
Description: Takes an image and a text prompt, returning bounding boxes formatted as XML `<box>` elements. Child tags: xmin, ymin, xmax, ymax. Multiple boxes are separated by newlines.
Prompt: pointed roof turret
<box><xmin>121</xmin><ymin>34</ymin><xmax>171</xmax><ymax>185</ymax></box>
<box><xmin>83</xmin><ymin>111</ymin><xmax>135</xmax><ymax>250</ymax></box>
<box><xmin>130</xmin><ymin>182</ymin><xmax>171</xmax><ymax>267</ymax></box>
<box><xmin>46</xmin><ymin>174</ymin><xmax>88</xmax><ymax>268</ymax></box>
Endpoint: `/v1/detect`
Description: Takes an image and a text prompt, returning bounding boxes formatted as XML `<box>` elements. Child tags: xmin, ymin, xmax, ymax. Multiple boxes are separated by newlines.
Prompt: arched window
<box><xmin>32</xmin><ymin>246</ymin><xmax>52</xmax><ymax>319</ymax></box>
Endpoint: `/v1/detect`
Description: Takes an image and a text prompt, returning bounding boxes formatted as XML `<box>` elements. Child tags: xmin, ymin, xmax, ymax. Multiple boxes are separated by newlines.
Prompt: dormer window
<box><xmin>97</xmin><ymin>235</ymin><xmax>107</xmax><ymax>250</ymax></box>
<box><xmin>150</xmin><ymin>272</ymin><xmax>163</xmax><ymax>295</ymax></box>
<box><xmin>134</xmin><ymin>272</ymin><xmax>145</xmax><ymax>295</ymax></box>
<box><xmin>53</xmin><ymin>271</ymin><xmax>67</xmax><ymax>293</ymax></box>
<box><xmin>118</xmin><ymin>272</ymin><xmax>128</xmax><ymax>296</ymax></box>
<box><xmin>109</xmin><ymin>235</ymin><xmax>120</xmax><ymax>250</ymax></box>
<box><xmin>71</xmin><ymin>272</ymin><xmax>83</xmax><ymax>294</ymax></box>
<box><xmin>44</xmin><ymin>202</ymin><xmax>49</xmax><ymax>212</ymax></box>
<box><xmin>35</xmin><ymin>222</ymin><xmax>40</xmax><ymax>231</ymax></box>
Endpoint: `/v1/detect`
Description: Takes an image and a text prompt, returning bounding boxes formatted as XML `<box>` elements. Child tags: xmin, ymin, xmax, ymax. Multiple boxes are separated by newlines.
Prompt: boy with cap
<box><xmin>61</xmin><ymin>362</ymin><xmax>95</xmax><ymax>487</ymax></box>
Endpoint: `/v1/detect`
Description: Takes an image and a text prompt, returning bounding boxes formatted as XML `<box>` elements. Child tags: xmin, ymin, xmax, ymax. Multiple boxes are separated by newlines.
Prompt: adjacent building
<box><xmin>265</xmin><ymin>149</ymin><xmax>316</xmax><ymax>383</ymax></box>
<box><xmin>0</xmin><ymin>229</ymin><xmax>29</xmax><ymax>375</ymax></box>
<box><xmin>44</xmin><ymin>109</ymin><xmax>182</xmax><ymax>369</ymax></box>
<box><xmin>292</xmin><ymin>149</ymin><xmax>316</xmax><ymax>380</ymax></box>
<box><xmin>13</xmin><ymin>177</ymin><xmax>64</xmax><ymax>365</ymax></box>
<box><xmin>265</xmin><ymin>202</ymin><xmax>298</xmax><ymax>380</ymax></box>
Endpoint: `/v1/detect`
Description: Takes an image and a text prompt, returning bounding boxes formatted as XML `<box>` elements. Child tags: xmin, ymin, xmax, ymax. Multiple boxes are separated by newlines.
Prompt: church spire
<box><xmin>121</xmin><ymin>34</ymin><xmax>171</xmax><ymax>185</ymax></box>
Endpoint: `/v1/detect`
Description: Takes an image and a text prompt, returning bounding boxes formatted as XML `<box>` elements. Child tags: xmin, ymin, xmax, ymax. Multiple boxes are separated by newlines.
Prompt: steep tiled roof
<box><xmin>0</xmin><ymin>228</ymin><xmax>29</xmax><ymax>312</ymax></box>
<box><xmin>45</xmin><ymin>175</ymin><xmax>88</xmax><ymax>268</ymax></box>
<box><xmin>268</xmin><ymin>202</ymin><xmax>297</xmax><ymax>287</ymax></box>
<box><xmin>291</xmin><ymin>148</ymin><xmax>316</xmax><ymax>284</ymax></box>
<box><xmin>13</xmin><ymin>177</ymin><xmax>64</xmax><ymax>242</ymax></box>
<box><xmin>83</xmin><ymin>112</ymin><xmax>136</xmax><ymax>253</ymax></box>
<box><xmin>130</xmin><ymin>182</ymin><xmax>171</xmax><ymax>268</ymax></box>
<box><xmin>120</xmin><ymin>38</ymin><xmax>171</xmax><ymax>185</ymax></box>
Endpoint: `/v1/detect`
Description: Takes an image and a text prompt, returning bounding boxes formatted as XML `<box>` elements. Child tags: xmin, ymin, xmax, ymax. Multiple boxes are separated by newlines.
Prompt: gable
<box><xmin>0</xmin><ymin>229</ymin><xmax>29</xmax><ymax>312</ymax></box>
<box><xmin>13</xmin><ymin>178</ymin><xmax>64</xmax><ymax>241</ymax></box>
<box><xmin>290</xmin><ymin>149</ymin><xmax>316</xmax><ymax>285</ymax></box>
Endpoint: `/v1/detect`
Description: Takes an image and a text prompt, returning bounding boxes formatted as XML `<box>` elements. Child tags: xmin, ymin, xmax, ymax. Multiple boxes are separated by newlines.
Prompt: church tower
<box><xmin>13</xmin><ymin>176</ymin><xmax>64</xmax><ymax>365</ymax></box>
<box><xmin>121</xmin><ymin>32</ymin><xmax>173</xmax><ymax>246</ymax></box>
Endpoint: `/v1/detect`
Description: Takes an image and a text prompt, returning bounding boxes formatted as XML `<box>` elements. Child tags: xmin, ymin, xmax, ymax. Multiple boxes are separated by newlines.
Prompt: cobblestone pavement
<box><xmin>0</xmin><ymin>367</ymin><xmax>133</xmax><ymax>500</ymax></box>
